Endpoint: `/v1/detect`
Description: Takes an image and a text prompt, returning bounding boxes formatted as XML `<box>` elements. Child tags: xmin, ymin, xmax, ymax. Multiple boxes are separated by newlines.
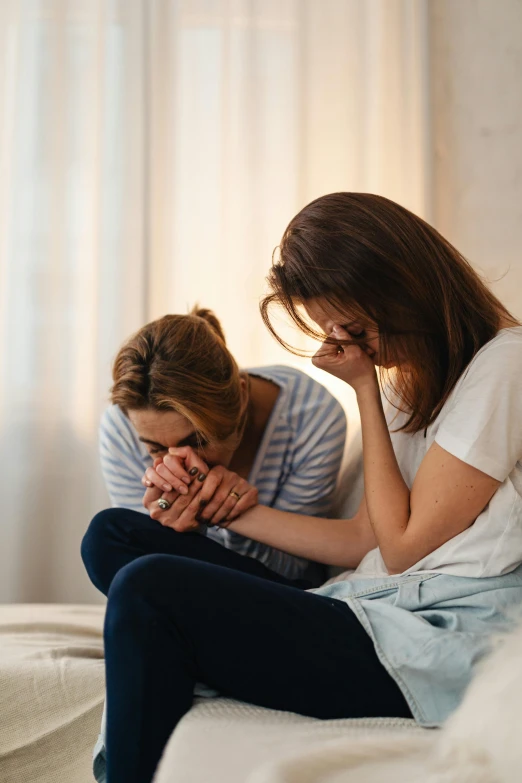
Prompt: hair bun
<box><xmin>190</xmin><ymin>306</ymin><xmax>227</xmax><ymax>344</ymax></box>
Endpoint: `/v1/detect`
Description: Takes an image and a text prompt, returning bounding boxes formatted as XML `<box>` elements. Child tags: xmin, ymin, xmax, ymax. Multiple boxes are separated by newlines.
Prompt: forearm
<box><xmin>356</xmin><ymin>383</ymin><xmax>411</xmax><ymax>569</ymax></box>
<box><xmin>227</xmin><ymin>505</ymin><xmax>375</xmax><ymax>568</ymax></box>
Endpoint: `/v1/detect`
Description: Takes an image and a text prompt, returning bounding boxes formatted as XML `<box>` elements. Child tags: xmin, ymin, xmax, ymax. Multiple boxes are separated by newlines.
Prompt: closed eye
<box><xmin>178</xmin><ymin>437</ymin><xmax>208</xmax><ymax>450</ymax></box>
<box><xmin>343</xmin><ymin>325</ymin><xmax>367</xmax><ymax>339</ymax></box>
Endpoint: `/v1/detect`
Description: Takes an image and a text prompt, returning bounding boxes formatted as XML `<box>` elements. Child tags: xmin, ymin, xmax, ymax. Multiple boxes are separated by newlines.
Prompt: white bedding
<box><xmin>154</xmin><ymin>698</ymin><xmax>422</xmax><ymax>783</ymax></box>
<box><xmin>0</xmin><ymin>604</ymin><xmax>105</xmax><ymax>783</ymax></box>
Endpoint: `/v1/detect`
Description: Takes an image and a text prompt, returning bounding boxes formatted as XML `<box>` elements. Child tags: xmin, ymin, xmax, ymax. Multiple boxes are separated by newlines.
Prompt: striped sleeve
<box><xmin>274</xmin><ymin>380</ymin><xmax>347</xmax><ymax>517</ymax></box>
<box><xmin>99</xmin><ymin>406</ymin><xmax>149</xmax><ymax>514</ymax></box>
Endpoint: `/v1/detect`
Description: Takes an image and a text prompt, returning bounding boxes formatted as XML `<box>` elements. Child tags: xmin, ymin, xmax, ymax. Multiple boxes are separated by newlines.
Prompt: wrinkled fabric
<box><xmin>0</xmin><ymin>604</ymin><xmax>105</xmax><ymax>783</ymax></box>
<box><xmin>313</xmin><ymin>565</ymin><xmax>522</xmax><ymax>726</ymax></box>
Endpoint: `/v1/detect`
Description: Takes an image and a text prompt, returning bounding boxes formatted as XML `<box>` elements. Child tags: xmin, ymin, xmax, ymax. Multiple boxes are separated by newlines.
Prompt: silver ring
<box><xmin>158</xmin><ymin>498</ymin><xmax>171</xmax><ymax>510</ymax></box>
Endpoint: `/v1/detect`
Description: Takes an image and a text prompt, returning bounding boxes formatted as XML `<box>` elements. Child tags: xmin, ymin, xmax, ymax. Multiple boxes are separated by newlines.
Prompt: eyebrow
<box><xmin>178</xmin><ymin>431</ymin><xmax>200</xmax><ymax>447</ymax></box>
<box><xmin>138</xmin><ymin>437</ymin><xmax>168</xmax><ymax>450</ymax></box>
<box><xmin>138</xmin><ymin>430</ymin><xmax>199</xmax><ymax>450</ymax></box>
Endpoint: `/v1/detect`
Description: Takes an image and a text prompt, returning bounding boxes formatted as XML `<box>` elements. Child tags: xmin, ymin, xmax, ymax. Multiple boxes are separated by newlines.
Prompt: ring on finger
<box><xmin>229</xmin><ymin>491</ymin><xmax>241</xmax><ymax>501</ymax></box>
<box><xmin>158</xmin><ymin>498</ymin><xmax>172</xmax><ymax>510</ymax></box>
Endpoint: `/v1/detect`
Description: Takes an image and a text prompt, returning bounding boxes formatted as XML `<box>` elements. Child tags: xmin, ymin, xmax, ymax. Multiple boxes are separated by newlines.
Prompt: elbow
<box><xmin>380</xmin><ymin>543</ymin><xmax>418</xmax><ymax>575</ymax></box>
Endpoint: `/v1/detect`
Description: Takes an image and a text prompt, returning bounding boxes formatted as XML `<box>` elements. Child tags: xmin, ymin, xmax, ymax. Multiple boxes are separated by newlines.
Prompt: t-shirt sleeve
<box><xmin>273</xmin><ymin>392</ymin><xmax>347</xmax><ymax>516</ymax></box>
<box><xmin>99</xmin><ymin>406</ymin><xmax>150</xmax><ymax>513</ymax></box>
<box><xmin>435</xmin><ymin>338</ymin><xmax>522</xmax><ymax>481</ymax></box>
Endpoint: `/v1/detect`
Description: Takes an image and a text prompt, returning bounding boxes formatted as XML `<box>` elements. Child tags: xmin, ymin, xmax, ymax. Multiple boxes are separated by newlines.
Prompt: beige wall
<box><xmin>429</xmin><ymin>0</ymin><xmax>522</xmax><ymax>318</ymax></box>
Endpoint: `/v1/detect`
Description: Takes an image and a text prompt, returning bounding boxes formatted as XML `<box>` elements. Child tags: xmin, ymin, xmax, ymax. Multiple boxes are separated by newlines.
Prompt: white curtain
<box><xmin>0</xmin><ymin>0</ymin><xmax>429</xmax><ymax>603</ymax></box>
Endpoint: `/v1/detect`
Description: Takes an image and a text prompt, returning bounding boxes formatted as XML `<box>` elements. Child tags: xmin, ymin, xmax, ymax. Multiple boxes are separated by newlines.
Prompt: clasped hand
<box><xmin>140</xmin><ymin>446</ymin><xmax>258</xmax><ymax>532</ymax></box>
<box><xmin>312</xmin><ymin>325</ymin><xmax>378</xmax><ymax>393</ymax></box>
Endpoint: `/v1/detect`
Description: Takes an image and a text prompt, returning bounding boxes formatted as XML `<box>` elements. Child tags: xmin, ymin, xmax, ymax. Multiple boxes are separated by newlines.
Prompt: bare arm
<box><xmin>356</xmin><ymin>382</ymin><xmax>500</xmax><ymax>573</ymax></box>
<box><xmin>313</xmin><ymin>327</ymin><xmax>501</xmax><ymax>574</ymax></box>
<box><xmin>228</xmin><ymin>494</ymin><xmax>377</xmax><ymax>569</ymax></box>
<box><xmin>141</xmin><ymin>446</ymin><xmax>376</xmax><ymax>568</ymax></box>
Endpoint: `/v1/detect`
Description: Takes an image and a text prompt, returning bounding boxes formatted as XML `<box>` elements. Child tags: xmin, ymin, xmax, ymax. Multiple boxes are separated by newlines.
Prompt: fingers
<box><xmin>145</xmin><ymin>452</ymin><xmax>258</xmax><ymax>532</ymax></box>
<box><xmin>193</xmin><ymin>466</ymin><xmax>225</xmax><ymax>518</ymax></box>
<box><xmin>158</xmin><ymin>466</ymin><xmax>230</xmax><ymax>529</ymax></box>
<box><xmin>141</xmin><ymin>447</ymin><xmax>209</xmax><ymax>495</ymax></box>
<box><xmin>174</xmin><ymin>489</ymin><xmax>209</xmax><ymax>532</ymax></box>
<box><xmin>142</xmin><ymin>464</ymin><xmax>187</xmax><ymax>494</ymax></box>
<box><xmin>142</xmin><ymin>484</ymin><xmax>163</xmax><ymax>509</ymax></box>
<box><xmin>142</xmin><ymin>457</ymin><xmax>165</xmax><ymax>488</ymax></box>
<box><xmin>223</xmin><ymin>486</ymin><xmax>259</xmax><ymax>524</ymax></box>
<box><xmin>312</xmin><ymin>331</ymin><xmax>344</xmax><ymax>369</ymax></box>
<box><xmin>329</xmin><ymin>326</ymin><xmax>369</xmax><ymax>361</ymax></box>
<box><xmin>150</xmin><ymin>468</ymin><xmax>259</xmax><ymax>531</ymax></box>
<box><xmin>312</xmin><ymin>332</ymin><xmax>364</xmax><ymax>371</ymax></box>
<box><xmin>197</xmin><ymin>469</ymin><xmax>239</xmax><ymax>524</ymax></box>
<box><xmin>167</xmin><ymin>446</ymin><xmax>209</xmax><ymax>478</ymax></box>
<box><xmin>148</xmin><ymin>487</ymin><xmax>181</xmax><ymax>519</ymax></box>
<box><xmin>158</xmin><ymin>506</ymin><xmax>201</xmax><ymax>533</ymax></box>
<box><xmin>207</xmin><ymin>477</ymin><xmax>253</xmax><ymax>527</ymax></box>
<box><xmin>208</xmin><ymin>495</ymin><xmax>241</xmax><ymax>526</ymax></box>
<box><xmin>313</xmin><ymin>327</ymin><xmax>355</xmax><ymax>360</ymax></box>
<box><xmin>162</xmin><ymin>449</ymin><xmax>208</xmax><ymax>486</ymax></box>
<box><xmin>149</xmin><ymin>476</ymin><xmax>202</xmax><ymax>527</ymax></box>
<box><xmin>161</xmin><ymin>452</ymin><xmax>193</xmax><ymax>485</ymax></box>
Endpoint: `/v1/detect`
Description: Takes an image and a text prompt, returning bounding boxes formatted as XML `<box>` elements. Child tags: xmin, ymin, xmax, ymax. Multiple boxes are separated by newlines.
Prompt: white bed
<box><xmin>0</xmin><ymin>604</ymin><xmax>105</xmax><ymax>783</ymax></box>
<box><xmin>0</xmin><ymin>435</ymin><xmax>372</xmax><ymax>783</ymax></box>
<box><xmin>0</xmin><ymin>603</ymin><xmax>422</xmax><ymax>783</ymax></box>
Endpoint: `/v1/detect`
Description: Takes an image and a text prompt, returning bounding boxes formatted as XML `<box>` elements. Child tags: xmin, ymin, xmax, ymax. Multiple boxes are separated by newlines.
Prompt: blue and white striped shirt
<box><xmin>99</xmin><ymin>365</ymin><xmax>347</xmax><ymax>579</ymax></box>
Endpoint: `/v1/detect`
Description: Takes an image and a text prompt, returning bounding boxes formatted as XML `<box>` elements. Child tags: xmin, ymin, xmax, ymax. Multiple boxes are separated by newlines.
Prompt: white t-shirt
<box><xmin>354</xmin><ymin>327</ymin><xmax>522</xmax><ymax>580</ymax></box>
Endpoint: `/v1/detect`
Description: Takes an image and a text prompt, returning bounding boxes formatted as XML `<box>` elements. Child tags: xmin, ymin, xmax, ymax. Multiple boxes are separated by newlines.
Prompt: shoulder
<box><xmin>469</xmin><ymin>327</ymin><xmax>522</xmax><ymax>367</ymax></box>
<box><xmin>249</xmin><ymin>364</ymin><xmax>345</xmax><ymax>424</ymax></box>
<box><xmin>451</xmin><ymin>328</ymin><xmax>522</xmax><ymax>399</ymax></box>
<box><xmin>101</xmin><ymin>404</ymin><xmax>128</xmax><ymax>433</ymax></box>
<box><xmin>386</xmin><ymin>330</ymin><xmax>522</xmax><ymax>431</ymax></box>
<box><xmin>100</xmin><ymin>405</ymin><xmax>141</xmax><ymax>453</ymax></box>
<box><xmin>433</xmin><ymin>328</ymin><xmax>522</xmax><ymax>480</ymax></box>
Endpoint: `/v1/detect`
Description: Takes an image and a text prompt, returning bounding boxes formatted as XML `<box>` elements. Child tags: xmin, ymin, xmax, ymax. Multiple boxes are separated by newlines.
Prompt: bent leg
<box><xmin>104</xmin><ymin>555</ymin><xmax>411</xmax><ymax>783</ymax></box>
<box><xmin>81</xmin><ymin>507</ymin><xmax>306</xmax><ymax>595</ymax></box>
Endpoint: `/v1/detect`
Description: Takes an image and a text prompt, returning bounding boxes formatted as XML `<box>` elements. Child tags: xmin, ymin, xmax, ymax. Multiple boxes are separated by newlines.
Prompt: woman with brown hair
<box><xmin>94</xmin><ymin>194</ymin><xmax>522</xmax><ymax>783</ymax></box>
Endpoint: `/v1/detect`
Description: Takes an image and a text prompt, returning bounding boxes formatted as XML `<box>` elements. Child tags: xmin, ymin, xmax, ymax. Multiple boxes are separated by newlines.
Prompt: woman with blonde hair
<box><xmin>82</xmin><ymin>305</ymin><xmax>347</xmax><ymax>783</ymax></box>
<box><xmin>82</xmin><ymin>306</ymin><xmax>347</xmax><ymax>595</ymax></box>
<box><xmin>91</xmin><ymin>194</ymin><xmax>522</xmax><ymax>783</ymax></box>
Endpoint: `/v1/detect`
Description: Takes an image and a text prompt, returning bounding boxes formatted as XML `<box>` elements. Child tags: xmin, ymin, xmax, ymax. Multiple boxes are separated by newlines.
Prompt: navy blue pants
<box><xmin>82</xmin><ymin>509</ymin><xmax>411</xmax><ymax>783</ymax></box>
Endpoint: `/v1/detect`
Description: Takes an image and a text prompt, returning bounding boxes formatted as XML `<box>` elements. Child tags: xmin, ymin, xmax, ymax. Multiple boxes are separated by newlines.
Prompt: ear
<box><xmin>234</xmin><ymin>374</ymin><xmax>250</xmax><ymax>443</ymax></box>
<box><xmin>238</xmin><ymin>375</ymin><xmax>250</xmax><ymax>416</ymax></box>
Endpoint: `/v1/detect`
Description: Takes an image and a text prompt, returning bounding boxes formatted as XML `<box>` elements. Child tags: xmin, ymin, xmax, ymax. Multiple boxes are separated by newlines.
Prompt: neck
<box><xmin>229</xmin><ymin>374</ymin><xmax>280</xmax><ymax>478</ymax></box>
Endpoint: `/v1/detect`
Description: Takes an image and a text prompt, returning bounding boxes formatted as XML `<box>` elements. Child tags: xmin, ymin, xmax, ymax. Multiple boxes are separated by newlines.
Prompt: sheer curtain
<box><xmin>0</xmin><ymin>0</ymin><xmax>429</xmax><ymax>603</ymax></box>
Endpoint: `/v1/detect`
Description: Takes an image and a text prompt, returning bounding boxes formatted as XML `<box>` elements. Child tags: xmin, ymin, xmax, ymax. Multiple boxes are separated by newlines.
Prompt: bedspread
<box><xmin>0</xmin><ymin>604</ymin><xmax>105</xmax><ymax>783</ymax></box>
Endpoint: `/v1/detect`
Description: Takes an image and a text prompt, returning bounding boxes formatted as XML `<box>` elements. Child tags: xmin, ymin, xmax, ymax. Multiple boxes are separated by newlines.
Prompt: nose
<box><xmin>323</xmin><ymin>321</ymin><xmax>337</xmax><ymax>336</ymax></box>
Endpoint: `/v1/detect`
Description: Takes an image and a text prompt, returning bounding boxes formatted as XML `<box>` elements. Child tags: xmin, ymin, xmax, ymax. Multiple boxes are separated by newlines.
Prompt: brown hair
<box><xmin>111</xmin><ymin>307</ymin><xmax>245</xmax><ymax>445</ymax></box>
<box><xmin>261</xmin><ymin>192</ymin><xmax>519</xmax><ymax>433</ymax></box>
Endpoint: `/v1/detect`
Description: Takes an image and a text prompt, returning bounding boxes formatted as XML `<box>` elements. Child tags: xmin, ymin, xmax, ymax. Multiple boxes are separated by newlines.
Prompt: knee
<box><xmin>81</xmin><ymin>509</ymin><xmax>116</xmax><ymax>570</ymax></box>
<box><xmin>106</xmin><ymin>553</ymin><xmax>205</xmax><ymax>616</ymax></box>
<box><xmin>104</xmin><ymin>555</ymin><xmax>174</xmax><ymax>637</ymax></box>
<box><xmin>109</xmin><ymin>552</ymin><xmax>161</xmax><ymax>592</ymax></box>
<box><xmin>108</xmin><ymin>553</ymin><xmax>190</xmax><ymax>602</ymax></box>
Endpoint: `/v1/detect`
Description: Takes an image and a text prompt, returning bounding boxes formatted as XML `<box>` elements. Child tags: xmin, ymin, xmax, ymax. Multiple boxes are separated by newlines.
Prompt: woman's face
<box><xmin>303</xmin><ymin>298</ymin><xmax>401</xmax><ymax>369</ymax></box>
<box><xmin>127</xmin><ymin>408</ymin><xmax>235</xmax><ymax>468</ymax></box>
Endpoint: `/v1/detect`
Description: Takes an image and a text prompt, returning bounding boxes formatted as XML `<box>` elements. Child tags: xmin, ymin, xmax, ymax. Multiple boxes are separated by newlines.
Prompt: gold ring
<box><xmin>229</xmin><ymin>491</ymin><xmax>241</xmax><ymax>501</ymax></box>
